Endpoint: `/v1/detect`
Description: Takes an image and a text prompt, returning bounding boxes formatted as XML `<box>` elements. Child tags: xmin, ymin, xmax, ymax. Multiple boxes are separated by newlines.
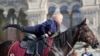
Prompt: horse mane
<box><xmin>53</xmin><ymin>25</ymin><xmax>78</xmax><ymax>48</ymax></box>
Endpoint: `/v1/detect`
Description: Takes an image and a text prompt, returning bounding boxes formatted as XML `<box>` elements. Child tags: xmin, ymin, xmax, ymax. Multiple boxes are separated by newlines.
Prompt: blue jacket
<box><xmin>82</xmin><ymin>53</ymin><xmax>93</xmax><ymax>56</ymax></box>
<box><xmin>22</xmin><ymin>19</ymin><xmax>59</xmax><ymax>37</ymax></box>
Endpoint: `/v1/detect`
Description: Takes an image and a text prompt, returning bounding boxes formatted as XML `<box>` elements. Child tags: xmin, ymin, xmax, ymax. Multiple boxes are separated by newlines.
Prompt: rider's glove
<box><xmin>2</xmin><ymin>24</ymin><xmax>23</xmax><ymax>31</ymax></box>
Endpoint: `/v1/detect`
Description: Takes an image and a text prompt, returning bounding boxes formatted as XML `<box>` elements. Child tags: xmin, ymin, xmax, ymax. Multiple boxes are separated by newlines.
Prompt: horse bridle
<box><xmin>66</xmin><ymin>26</ymin><xmax>90</xmax><ymax>49</ymax></box>
<box><xmin>66</xmin><ymin>27</ymin><xmax>81</xmax><ymax>49</ymax></box>
<box><xmin>78</xmin><ymin>27</ymin><xmax>92</xmax><ymax>42</ymax></box>
<box><xmin>66</xmin><ymin>27</ymin><xmax>87</xmax><ymax>49</ymax></box>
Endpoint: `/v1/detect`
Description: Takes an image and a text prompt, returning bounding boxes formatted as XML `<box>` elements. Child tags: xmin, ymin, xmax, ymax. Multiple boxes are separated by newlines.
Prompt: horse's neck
<box><xmin>52</xmin><ymin>37</ymin><xmax>77</xmax><ymax>56</ymax></box>
<box><xmin>54</xmin><ymin>26</ymin><xmax>78</xmax><ymax>47</ymax></box>
<box><xmin>64</xmin><ymin>40</ymin><xmax>77</xmax><ymax>56</ymax></box>
<box><xmin>52</xmin><ymin>26</ymin><xmax>78</xmax><ymax>56</ymax></box>
<box><xmin>64</xmin><ymin>26</ymin><xmax>79</xmax><ymax>56</ymax></box>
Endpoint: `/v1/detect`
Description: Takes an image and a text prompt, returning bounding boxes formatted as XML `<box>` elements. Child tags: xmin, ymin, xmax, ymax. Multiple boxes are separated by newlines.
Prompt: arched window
<box><xmin>60</xmin><ymin>6</ymin><xmax>68</xmax><ymax>12</ymax></box>
<box><xmin>7</xmin><ymin>8</ymin><xmax>17</xmax><ymax>24</ymax></box>
<box><xmin>72</xmin><ymin>5</ymin><xmax>83</xmax><ymax>26</ymax></box>
<box><xmin>72</xmin><ymin>5</ymin><xmax>80</xmax><ymax>11</ymax></box>
<box><xmin>72</xmin><ymin>12</ymin><xmax>83</xmax><ymax>26</ymax></box>
<box><xmin>17</xmin><ymin>8</ymin><xmax>27</xmax><ymax>40</ymax></box>
<box><xmin>60</xmin><ymin>6</ymin><xmax>70</xmax><ymax>32</ymax></box>
<box><xmin>6</xmin><ymin>8</ymin><xmax>18</xmax><ymax>41</ymax></box>
<box><xmin>18</xmin><ymin>8</ymin><xmax>27</xmax><ymax>26</ymax></box>
<box><xmin>48</xmin><ymin>6</ymin><xmax>56</xmax><ymax>12</ymax></box>
<box><xmin>47</xmin><ymin>6</ymin><xmax>56</xmax><ymax>19</ymax></box>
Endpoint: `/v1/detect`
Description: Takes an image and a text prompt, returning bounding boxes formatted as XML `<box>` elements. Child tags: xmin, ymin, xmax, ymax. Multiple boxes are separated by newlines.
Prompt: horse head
<box><xmin>48</xmin><ymin>18</ymin><xmax>99</xmax><ymax>56</ymax></box>
<box><xmin>77</xmin><ymin>18</ymin><xmax>99</xmax><ymax>49</ymax></box>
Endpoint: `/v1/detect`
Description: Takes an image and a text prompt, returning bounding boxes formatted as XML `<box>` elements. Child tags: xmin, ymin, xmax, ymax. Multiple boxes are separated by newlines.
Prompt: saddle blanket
<box><xmin>8</xmin><ymin>41</ymin><xmax>30</xmax><ymax>56</ymax></box>
<box><xmin>8</xmin><ymin>38</ymin><xmax>53</xmax><ymax>56</ymax></box>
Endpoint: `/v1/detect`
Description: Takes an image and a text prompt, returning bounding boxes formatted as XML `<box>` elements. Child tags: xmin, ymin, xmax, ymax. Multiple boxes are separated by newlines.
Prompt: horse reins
<box><xmin>66</xmin><ymin>27</ymin><xmax>82</xmax><ymax>49</ymax></box>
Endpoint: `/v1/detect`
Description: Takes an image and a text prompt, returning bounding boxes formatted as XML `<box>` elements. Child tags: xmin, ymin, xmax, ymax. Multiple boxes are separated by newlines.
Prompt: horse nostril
<box><xmin>97</xmin><ymin>42</ymin><xmax>99</xmax><ymax>45</ymax></box>
<box><xmin>94</xmin><ymin>40</ymin><xmax>99</xmax><ymax>45</ymax></box>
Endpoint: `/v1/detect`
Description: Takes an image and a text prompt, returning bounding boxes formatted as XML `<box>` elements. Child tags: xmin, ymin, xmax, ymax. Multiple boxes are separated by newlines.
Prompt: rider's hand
<box><xmin>45</xmin><ymin>33</ymin><xmax>49</xmax><ymax>38</ymax></box>
<box><xmin>48</xmin><ymin>31</ymin><xmax>51</xmax><ymax>35</ymax></box>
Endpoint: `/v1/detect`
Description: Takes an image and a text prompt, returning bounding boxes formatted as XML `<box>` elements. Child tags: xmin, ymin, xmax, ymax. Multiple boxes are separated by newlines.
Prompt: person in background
<box><xmin>69</xmin><ymin>50</ymin><xmax>78</xmax><ymax>56</ymax></box>
<box><xmin>81</xmin><ymin>46</ymin><xmax>93</xmax><ymax>56</ymax></box>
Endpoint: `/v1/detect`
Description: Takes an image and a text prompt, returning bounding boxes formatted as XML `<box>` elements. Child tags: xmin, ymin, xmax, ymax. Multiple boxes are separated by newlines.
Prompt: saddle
<box><xmin>20</xmin><ymin>34</ymin><xmax>45</xmax><ymax>55</ymax></box>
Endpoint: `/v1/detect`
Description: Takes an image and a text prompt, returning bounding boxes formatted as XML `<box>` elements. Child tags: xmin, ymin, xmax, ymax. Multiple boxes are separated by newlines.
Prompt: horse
<box><xmin>0</xmin><ymin>19</ymin><xmax>99</xmax><ymax>56</ymax></box>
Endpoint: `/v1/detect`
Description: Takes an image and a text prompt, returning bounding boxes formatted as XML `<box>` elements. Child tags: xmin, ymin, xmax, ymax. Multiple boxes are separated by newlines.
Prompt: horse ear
<box><xmin>78</xmin><ymin>18</ymin><xmax>86</xmax><ymax>27</ymax></box>
<box><xmin>81</xmin><ymin>18</ymin><xmax>86</xmax><ymax>25</ymax></box>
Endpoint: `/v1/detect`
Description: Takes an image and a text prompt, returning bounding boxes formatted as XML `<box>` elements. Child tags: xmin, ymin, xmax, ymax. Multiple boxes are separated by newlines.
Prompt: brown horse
<box><xmin>0</xmin><ymin>19</ymin><xmax>99</xmax><ymax>56</ymax></box>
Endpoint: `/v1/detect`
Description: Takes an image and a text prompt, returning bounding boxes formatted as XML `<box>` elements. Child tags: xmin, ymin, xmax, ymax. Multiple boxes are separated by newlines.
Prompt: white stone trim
<box><xmin>59</xmin><ymin>3</ymin><xmax>69</xmax><ymax>9</ymax></box>
<box><xmin>47</xmin><ymin>2</ymin><xmax>58</xmax><ymax>9</ymax></box>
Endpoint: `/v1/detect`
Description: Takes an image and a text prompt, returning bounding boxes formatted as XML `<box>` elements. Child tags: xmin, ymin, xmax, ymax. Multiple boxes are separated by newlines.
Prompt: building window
<box><xmin>72</xmin><ymin>5</ymin><xmax>81</xmax><ymax>11</ymax></box>
<box><xmin>60</xmin><ymin>6</ymin><xmax>68</xmax><ymax>13</ymax></box>
<box><xmin>60</xmin><ymin>6</ymin><xmax>70</xmax><ymax>31</ymax></box>
<box><xmin>18</xmin><ymin>9</ymin><xmax>27</xmax><ymax>26</ymax></box>
<box><xmin>72</xmin><ymin>5</ymin><xmax>83</xmax><ymax>26</ymax></box>
<box><xmin>7</xmin><ymin>8</ymin><xmax>17</xmax><ymax>24</ymax></box>
<box><xmin>72</xmin><ymin>12</ymin><xmax>83</xmax><ymax>26</ymax></box>
<box><xmin>47</xmin><ymin>6</ymin><xmax>56</xmax><ymax>19</ymax></box>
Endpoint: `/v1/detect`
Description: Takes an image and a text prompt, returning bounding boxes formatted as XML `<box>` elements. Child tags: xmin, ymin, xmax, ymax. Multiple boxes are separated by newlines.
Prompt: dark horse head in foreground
<box><xmin>48</xmin><ymin>19</ymin><xmax>99</xmax><ymax>56</ymax></box>
<box><xmin>0</xmin><ymin>19</ymin><xmax>99</xmax><ymax>56</ymax></box>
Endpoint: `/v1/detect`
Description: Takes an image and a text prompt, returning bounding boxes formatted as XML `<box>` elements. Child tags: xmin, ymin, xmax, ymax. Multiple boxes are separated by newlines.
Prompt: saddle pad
<box><xmin>8</xmin><ymin>41</ymin><xmax>29</xmax><ymax>56</ymax></box>
<box><xmin>8</xmin><ymin>38</ymin><xmax>53</xmax><ymax>56</ymax></box>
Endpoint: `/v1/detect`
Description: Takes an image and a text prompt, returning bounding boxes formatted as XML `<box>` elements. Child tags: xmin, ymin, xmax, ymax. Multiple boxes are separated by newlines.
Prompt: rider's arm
<box><xmin>22</xmin><ymin>26</ymin><xmax>37</xmax><ymax>33</ymax></box>
<box><xmin>3</xmin><ymin>24</ymin><xmax>23</xmax><ymax>31</ymax></box>
<box><xmin>40</xmin><ymin>20</ymin><xmax>53</xmax><ymax>37</ymax></box>
<box><xmin>2</xmin><ymin>24</ymin><xmax>36</xmax><ymax>34</ymax></box>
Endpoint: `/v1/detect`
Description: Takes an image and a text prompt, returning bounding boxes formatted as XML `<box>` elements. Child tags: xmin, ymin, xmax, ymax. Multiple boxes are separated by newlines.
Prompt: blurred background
<box><xmin>0</xmin><ymin>0</ymin><xmax>100</xmax><ymax>56</ymax></box>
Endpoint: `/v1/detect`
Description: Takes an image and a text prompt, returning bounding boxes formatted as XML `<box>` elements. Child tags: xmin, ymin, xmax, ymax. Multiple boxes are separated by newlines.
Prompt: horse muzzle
<box><xmin>91</xmin><ymin>41</ymin><xmax>99</xmax><ymax>49</ymax></box>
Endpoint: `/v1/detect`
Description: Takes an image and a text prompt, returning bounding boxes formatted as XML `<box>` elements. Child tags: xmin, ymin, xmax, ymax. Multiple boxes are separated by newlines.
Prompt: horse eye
<box><xmin>86</xmin><ymin>28</ymin><xmax>90</xmax><ymax>31</ymax></box>
<box><xmin>84</xmin><ymin>29</ymin><xmax>89</xmax><ymax>32</ymax></box>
